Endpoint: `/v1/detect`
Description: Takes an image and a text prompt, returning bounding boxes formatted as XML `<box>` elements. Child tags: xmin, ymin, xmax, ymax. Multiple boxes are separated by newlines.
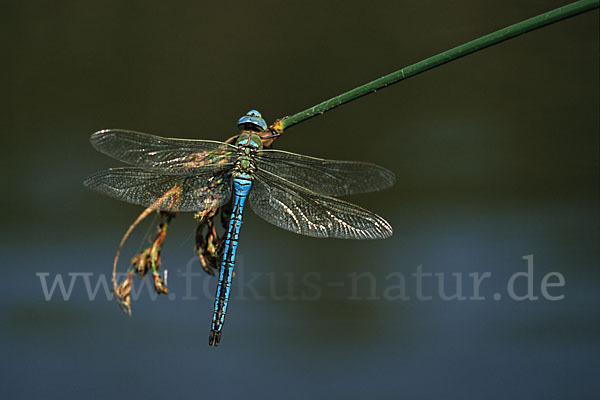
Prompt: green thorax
<box><xmin>235</xmin><ymin>133</ymin><xmax>262</xmax><ymax>172</ymax></box>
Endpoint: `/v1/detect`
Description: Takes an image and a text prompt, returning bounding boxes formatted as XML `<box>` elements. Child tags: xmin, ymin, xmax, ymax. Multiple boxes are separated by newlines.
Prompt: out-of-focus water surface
<box><xmin>1</xmin><ymin>1</ymin><xmax>598</xmax><ymax>399</ymax></box>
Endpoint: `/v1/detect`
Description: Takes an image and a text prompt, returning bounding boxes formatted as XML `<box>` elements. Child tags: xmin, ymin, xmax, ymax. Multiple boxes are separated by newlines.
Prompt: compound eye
<box><xmin>237</xmin><ymin>110</ymin><xmax>267</xmax><ymax>132</ymax></box>
<box><xmin>246</xmin><ymin>109</ymin><xmax>262</xmax><ymax>118</ymax></box>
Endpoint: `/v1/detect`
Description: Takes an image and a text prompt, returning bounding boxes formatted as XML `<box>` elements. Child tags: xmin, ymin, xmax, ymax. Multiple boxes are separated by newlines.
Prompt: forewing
<box><xmin>84</xmin><ymin>167</ymin><xmax>232</xmax><ymax>212</ymax></box>
<box><xmin>256</xmin><ymin>149</ymin><xmax>395</xmax><ymax>196</ymax></box>
<box><xmin>249</xmin><ymin>169</ymin><xmax>392</xmax><ymax>239</ymax></box>
<box><xmin>90</xmin><ymin>129</ymin><xmax>237</xmax><ymax>169</ymax></box>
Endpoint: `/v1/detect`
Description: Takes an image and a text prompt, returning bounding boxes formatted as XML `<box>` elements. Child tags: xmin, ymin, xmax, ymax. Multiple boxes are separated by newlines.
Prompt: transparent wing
<box><xmin>90</xmin><ymin>129</ymin><xmax>237</xmax><ymax>170</ymax></box>
<box><xmin>84</xmin><ymin>167</ymin><xmax>232</xmax><ymax>212</ymax></box>
<box><xmin>255</xmin><ymin>149</ymin><xmax>395</xmax><ymax>196</ymax></box>
<box><xmin>249</xmin><ymin>169</ymin><xmax>392</xmax><ymax>239</ymax></box>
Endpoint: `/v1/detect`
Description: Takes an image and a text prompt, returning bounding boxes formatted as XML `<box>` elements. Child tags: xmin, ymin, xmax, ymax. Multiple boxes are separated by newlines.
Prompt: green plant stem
<box><xmin>276</xmin><ymin>0</ymin><xmax>599</xmax><ymax>131</ymax></box>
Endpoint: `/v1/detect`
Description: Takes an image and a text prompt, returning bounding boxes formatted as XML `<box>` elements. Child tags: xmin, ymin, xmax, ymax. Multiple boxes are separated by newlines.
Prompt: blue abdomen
<box><xmin>209</xmin><ymin>173</ymin><xmax>253</xmax><ymax>346</ymax></box>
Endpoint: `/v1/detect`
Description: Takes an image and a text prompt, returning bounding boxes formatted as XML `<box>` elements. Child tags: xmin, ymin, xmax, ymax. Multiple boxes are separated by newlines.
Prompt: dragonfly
<box><xmin>84</xmin><ymin>110</ymin><xmax>395</xmax><ymax>346</ymax></box>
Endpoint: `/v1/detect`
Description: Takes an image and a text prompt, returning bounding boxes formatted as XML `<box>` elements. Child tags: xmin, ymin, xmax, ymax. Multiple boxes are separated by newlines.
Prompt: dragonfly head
<box><xmin>237</xmin><ymin>109</ymin><xmax>267</xmax><ymax>133</ymax></box>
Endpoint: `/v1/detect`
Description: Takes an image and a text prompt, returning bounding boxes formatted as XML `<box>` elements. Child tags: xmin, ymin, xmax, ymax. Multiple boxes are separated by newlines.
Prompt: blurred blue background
<box><xmin>1</xmin><ymin>1</ymin><xmax>598</xmax><ymax>399</ymax></box>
